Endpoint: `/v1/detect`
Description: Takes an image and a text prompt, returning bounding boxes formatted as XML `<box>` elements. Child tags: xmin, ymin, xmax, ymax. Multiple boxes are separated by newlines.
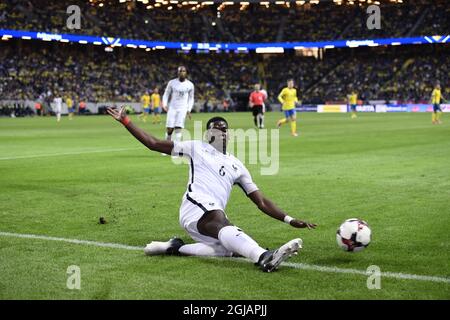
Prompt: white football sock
<box><xmin>260</xmin><ymin>115</ymin><xmax>265</xmax><ymax>128</ymax></box>
<box><xmin>179</xmin><ymin>243</ymin><xmax>233</xmax><ymax>257</ymax></box>
<box><xmin>175</xmin><ymin>131</ymin><xmax>182</xmax><ymax>142</ymax></box>
<box><xmin>218</xmin><ymin>226</ymin><xmax>266</xmax><ymax>263</ymax></box>
<box><xmin>165</xmin><ymin>132</ymin><xmax>172</xmax><ymax>141</ymax></box>
<box><xmin>57</xmin><ymin>113</ymin><xmax>61</xmax><ymax>122</ymax></box>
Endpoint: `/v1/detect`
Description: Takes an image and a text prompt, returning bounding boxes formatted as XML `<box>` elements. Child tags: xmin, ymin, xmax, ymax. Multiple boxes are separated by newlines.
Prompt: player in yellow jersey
<box><xmin>431</xmin><ymin>82</ymin><xmax>445</xmax><ymax>125</ymax></box>
<box><xmin>151</xmin><ymin>87</ymin><xmax>162</xmax><ymax>124</ymax></box>
<box><xmin>139</xmin><ymin>91</ymin><xmax>151</xmax><ymax>122</ymax></box>
<box><xmin>347</xmin><ymin>89</ymin><xmax>358</xmax><ymax>119</ymax></box>
<box><xmin>277</xmin><ymin>79</ymin><xmax>299</xmax><ymax>137</ymax></box>
<box><xmin>66</xmin><ymin>95</ymin><xmax>74</xmax><ymax>120</ymax></box>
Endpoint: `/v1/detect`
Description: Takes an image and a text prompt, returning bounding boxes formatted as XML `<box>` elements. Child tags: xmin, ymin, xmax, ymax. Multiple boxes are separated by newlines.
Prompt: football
<box><xmin>336</xmin><ymin>219</ymin><xmax>371</xmax><ymax>252</ymax></box>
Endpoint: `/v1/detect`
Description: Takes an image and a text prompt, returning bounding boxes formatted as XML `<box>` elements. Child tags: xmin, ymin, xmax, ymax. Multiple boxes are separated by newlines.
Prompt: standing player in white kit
<box><xmin>162</xmin><ymin>66</ymin><xmax>194</xmax><ymax>143</ymax></box>
<box><xmin>53</xmin><ymin>93</ymin><xmax>63</xmax><ymax>122</ymax></box>
<box><xmin>106</xmin><ymin>106</ymin><xmax>317</xmax><ymax>272</ymax></box>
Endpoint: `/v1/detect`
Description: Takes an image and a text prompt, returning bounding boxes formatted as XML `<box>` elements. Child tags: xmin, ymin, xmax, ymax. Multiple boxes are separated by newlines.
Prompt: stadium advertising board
<box><xmin>296</xmin><ymin>105</ymin><xmax>318</xmax><ymax>112</ymax></box>
<box><xmin>441</xmin><ymin>104</ymin><xmax>450</xmax><ymax>112</ymax></box>
<box><xmin>356</xmin><ymin>105</ymin><xmax>375</xmax><ymax>112</ymax></box>
<box><xmin>317</xmin><ymin>105</ymin><xmax>347</xmax><ymax>113</ymax></box>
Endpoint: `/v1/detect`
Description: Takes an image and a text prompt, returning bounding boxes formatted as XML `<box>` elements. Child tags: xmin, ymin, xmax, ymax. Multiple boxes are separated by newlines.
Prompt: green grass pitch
<box><xmin>0</xmin><ymin>112</ymin><xmax>449</xmax><ymax>299</ymax></box>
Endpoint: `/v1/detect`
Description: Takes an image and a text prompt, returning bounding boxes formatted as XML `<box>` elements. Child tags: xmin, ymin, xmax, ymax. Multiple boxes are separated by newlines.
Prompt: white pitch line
<box><xmin>0</xmin><ymin>148</ymin><xmax>141</xmax><ymax>160</ymax></box>
<box><xmin>0</xmin><ymin>231</ymin><xmax>142</xmax><ymax>251</ymax></box>
<box><xmin>1</xmin><ymin>231</ymin><xmax>449</xmax><ymax>284</ymax></box>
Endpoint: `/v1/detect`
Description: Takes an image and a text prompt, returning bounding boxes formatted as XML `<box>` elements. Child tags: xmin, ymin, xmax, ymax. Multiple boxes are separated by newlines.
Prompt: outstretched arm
<box><xmin>248</xmin><ymin>190</ymin><xmax>317</xmax><ymax>229</ymax></box>
<box><xmin>107</xmin><ymin>106</ymin><xmax>173</xmax><ymax>155</ymax></box>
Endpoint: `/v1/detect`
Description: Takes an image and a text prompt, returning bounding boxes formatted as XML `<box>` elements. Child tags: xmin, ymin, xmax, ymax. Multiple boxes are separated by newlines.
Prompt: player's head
<box><xmin>178</xmin><ymin>66</ymin><xmax>187</xmax><ymax>80</ymax></box>
<box><xmin>154</xmin><ymin>87</ymin><xmax>159</xmax><ymax>93</ymax></box>
<box><xmin>435</xmin><ymin>81</ymin><xmax>440</xmax><ymax>89</ymax></box>
<box><xmin>254</xmin><ymin>83</ymin><xmax>261</xmax><ymax>91</ymax></box>
<box><xmin>287</xmin><ymin>79</ymin><xmax>294</xmax><ymax>88</ymax></box>
<box><xmin>206</xmin><ymin>117</ymin><xmax>229</xmax><ymax>153</ymax></box>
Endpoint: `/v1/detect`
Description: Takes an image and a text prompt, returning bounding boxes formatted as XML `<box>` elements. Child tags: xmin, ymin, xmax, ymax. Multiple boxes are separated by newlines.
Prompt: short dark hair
<box><xmin>206</xmin><ymin>117</ymin><xmax>228</xmax><ymax>130</ymax></box>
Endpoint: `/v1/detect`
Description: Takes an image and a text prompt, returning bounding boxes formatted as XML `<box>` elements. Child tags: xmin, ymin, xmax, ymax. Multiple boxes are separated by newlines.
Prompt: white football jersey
<box><xmin>53</xmin><ymin>97</ymin><xmax>62</xmax><ymax>111</ymax></box>
<box><xmin>163</xmin><ymin>78</ymin><xmax>194</xmax><ymax>112</ymax></box>
<box><xmin>173</xmin><ymin>140</ymin><xmax>259</xmax><ymax>210</ymax></box>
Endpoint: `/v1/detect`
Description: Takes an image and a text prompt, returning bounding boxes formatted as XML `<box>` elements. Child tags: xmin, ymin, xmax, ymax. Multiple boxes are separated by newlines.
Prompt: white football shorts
<box><xmin>179</xmin><ymin>192</ymin><xmax>226</xmax><ymax>246</ymax></box>
<box><xmin>166</xmin><ymin>108</ymin><xmax>187</xmax><ymax>128</ymax></box>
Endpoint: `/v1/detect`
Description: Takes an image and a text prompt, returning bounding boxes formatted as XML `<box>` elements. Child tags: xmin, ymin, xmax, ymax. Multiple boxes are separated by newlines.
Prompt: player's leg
<box><xmin>173</xmin><ymin>110</ymin><xmax>187</xmax><ymax>142</ymax></box>
<box><xmin>152</xmin><ymin>108</ymin><xmax>157</xmax><ymax>124</ymax></box>
<box><xmin>165</xmin><ymin>108</ymin><xmax>176</xmax><ymax>140</ymax></box>
<box><xmin>436</xmin><ymin>105</ymin><xmax>443</xmax><ymax>124</ymax></box>
<box><xmin>290</xmin><ymin>112</ymin><xmax>298</xmax><ymax>136</ymax></box>
<box><xmin>257</xmin><ymin>107</ymin><xmax>264</xmax><ymax>128</ymax></box>
<box><xmin>196</xmin><ymin>210</ymin><xmax>267</xmax><ymax>263</ymax></box>
<box><xmin>277</xmin><ymin>110</ymin><xmax>288</xmax><ymax>128</ymax></box>
<box><xmin>252</xmin><ymin>108</ymin><xmax>258</xmax><ymax>127</ymax></box>
<box><xmin>351</xmin><ymin>105</ymin><xmax>357</xmax><ymax>118</ymax></box>
<box><xmin>198</xmin><ymin>210</ymin><xmax>302</xmax><ymax>272</ymax></box>
<box><xmin>156</xmin><ymin>108</ymin><xmax>162</xmax><ymax>124</ymax></box>
<box><xmin>260</xmin><ymin>104</ymin><xmax>265</xmax><ymax>128</ymax></box>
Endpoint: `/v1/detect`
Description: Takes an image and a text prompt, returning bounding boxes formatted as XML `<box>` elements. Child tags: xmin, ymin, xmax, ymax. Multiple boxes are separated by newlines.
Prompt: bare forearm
<box><xmin>124</xmin><ymin>121</ymin><xmax>157</xmax><ymax>149</ymax></box>
<box><xmin>257</xmin><ymin>197</ymin><xmax>287</xmax><ymax>222</ymax></box>
<box><xmin>122</xmin><ymin>119</ymin><xmax>173</xmax><ymax>154</ymax></box>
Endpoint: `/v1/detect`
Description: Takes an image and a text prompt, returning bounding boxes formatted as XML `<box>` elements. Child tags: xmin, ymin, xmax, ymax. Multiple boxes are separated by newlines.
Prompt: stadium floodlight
<box><xmin>391</xmin><ymin>42</ymin><xmax>401</xmax><ymax>46</ymax></box>
<box><xmin>324</xmin><ymin>45</ymin><xmax>335</xmax><ymax>49</ymax></box>
<box><xmin>155</xmin><ymin>45</ymin><xmax>166</xmax><ymax>49</ymax></box>
<box><xmin>256</xmin><ymin>47</ymin><xmax>284</xmax><ymax>53</ymax></box>
<box><xmin>78</xmin><ymin>40</ymin><xmax>88</xmax><ymax>44</ymax></box>
<box><xmin>93</xmin><ymin>41</ymin><xmax>102</xmax><ymax>45</ymax></box>
<box><xmin>21</xmin><ymin>36</ymin><xmax>32</xmax><ymax>40</ymax></box>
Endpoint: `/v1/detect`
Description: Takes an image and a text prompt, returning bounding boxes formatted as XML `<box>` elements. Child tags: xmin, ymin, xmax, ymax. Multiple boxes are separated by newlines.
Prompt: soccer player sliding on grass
<box><xmin>107</xmin><ymin>106</ymin><xmax>317</xmax><ymax>272</ymax></box>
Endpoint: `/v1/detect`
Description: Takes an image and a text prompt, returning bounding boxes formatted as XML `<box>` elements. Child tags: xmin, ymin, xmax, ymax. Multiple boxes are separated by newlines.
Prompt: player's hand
<box><xmin>187</xmin><ymin>111</ymin><xmax>192</xmax><ymax>120</ymax></box>
<box><xmin>106</xmin><ymin>106</ymin><xmax>126</xmax><ymax>122</ymax></box>
<box><xmin>290</xmin><ymin>219</ymin><xmax>317</xmax><ymax>229</ymax></box>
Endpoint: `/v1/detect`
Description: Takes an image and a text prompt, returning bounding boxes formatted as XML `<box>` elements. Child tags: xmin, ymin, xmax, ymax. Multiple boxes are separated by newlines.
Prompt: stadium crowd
<box><xmin>0</xmin><ymin>0</ymin><xmax>448</xmax><ymax>43</ymax></box>
<box><xmin>1</xmin><ymin>39</ymin><xmax>448</xmax><ymax>107</ymax></box>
